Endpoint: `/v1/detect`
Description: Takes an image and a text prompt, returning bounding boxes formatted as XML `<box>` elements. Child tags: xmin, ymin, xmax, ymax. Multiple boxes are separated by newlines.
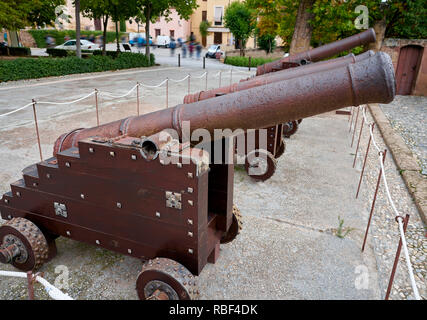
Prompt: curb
<box><xmin>368</xmin><ymin>104</ymin><xmax>426</xmax><ymax>225</ymax></box>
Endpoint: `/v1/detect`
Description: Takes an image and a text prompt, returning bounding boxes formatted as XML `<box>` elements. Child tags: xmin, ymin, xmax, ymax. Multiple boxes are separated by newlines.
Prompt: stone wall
<box><xmin>381</xmin><ymin>38</ymin><xmax>427</xmax><ymax>96</ymax></box>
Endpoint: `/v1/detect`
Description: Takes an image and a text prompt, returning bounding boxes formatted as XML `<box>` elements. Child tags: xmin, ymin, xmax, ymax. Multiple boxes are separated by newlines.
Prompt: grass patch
<box><xmin>0</xmin><ymin>52</ymin><xmax>155</xmax><ymax>82</ymax></box>
<box><xmin>224</xmin><ymin>56</ymin><xmax>279</xmax><ymax>67</ymax></box>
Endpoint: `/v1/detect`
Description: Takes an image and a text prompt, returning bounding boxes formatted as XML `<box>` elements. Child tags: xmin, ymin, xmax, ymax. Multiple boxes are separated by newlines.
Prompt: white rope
<box><xmin>0</xmin><ymin>103</ymin><xmax>33</xmax><ymax>117</ymax></box>
<box><xmin>169</xmin><ymin>75</ymin><xmax>190</xmax><ymax>83</ymax></box>
<box><xmin>140</xmin><ymin>79</ymin><xmax>168</xmax><ymax>88</ymax></box>
<box><xmin>377</xmin><ymin>154</ymin><xmax>421</xmax><ymax>300</ymax></box>
<box><xmin>100</xmin><ymin>84</ymin><xmax>138</xmax><ymax>98</ymax></box>
<box><xmin>358</xmin><ymin>105</ymin><xmax>421</xmax><ymax>300</ymax></box>
<box><xmin>191</xmin><ymin>72</ymin><xmax>207</xmax><ymax>79</ymax></box>
<box><xmin>0</xmin><ymin>270</ymin><xmax>73</xmax><ymax>300</ymax></box>
<box><xmin>37</xmin><ymin>91</ymin><xmax>96</xmax><ymax>105</ymax></box>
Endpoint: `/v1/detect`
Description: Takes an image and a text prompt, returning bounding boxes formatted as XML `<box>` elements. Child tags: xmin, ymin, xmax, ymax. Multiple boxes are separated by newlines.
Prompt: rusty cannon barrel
<box><xmin>184</xmin><ymin>50</ymin><xmax>375</xmax><ymax>103</ymax></box>
<box><xmin>256</xmin><ymin>28</ymin><xmax>376</xmax><ymax>76</ymax></box>
<box><xmin>54</xmin><ymin>52</ymin><xmax>395</xmax><ymax>155</ymax></box>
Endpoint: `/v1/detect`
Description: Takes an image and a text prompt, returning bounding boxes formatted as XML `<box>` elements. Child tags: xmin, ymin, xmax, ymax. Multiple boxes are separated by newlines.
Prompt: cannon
<box><xmin>184</xmin><ymin>50</ymin><xmax>375</xmax><ymax>180</ymax></box>
<box><xmin>0</xmin><ymin>52</ymin><xmax>395</xmax><ymax>300</ymax></box>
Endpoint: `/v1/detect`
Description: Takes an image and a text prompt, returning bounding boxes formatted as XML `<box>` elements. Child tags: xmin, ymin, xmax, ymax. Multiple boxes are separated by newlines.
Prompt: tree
<box><xmin>199</xmin><ymin>20</ymin><xmax>211</xmax><ymax>47</ymax></box>
<box><xmin>224</xmin><ymin>1</ymin><xmax>256</xmax><ymax>56</ymax></box>
<box><xmin>136</xmin><ymin>0</ymin><xmax>198</xmax><ymax>64</ymax></box>
<box><xmin>289</xmin><ymin>0</ymin><xmax>315</xmax><ymax>55</ymax></box>
<box><xmin>75</xmin><ymin>0</ymin><xmax>81</xmax><ymax>58</ymax></box>
<box><xmin>257</xmin><ymin>32</ymin><xmax>276</xmax><ymax>54</ymax></box>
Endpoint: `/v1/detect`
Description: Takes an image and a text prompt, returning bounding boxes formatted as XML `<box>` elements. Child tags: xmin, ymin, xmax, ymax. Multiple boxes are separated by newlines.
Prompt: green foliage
<box><xmin>0</xmin><ymin>52</ymin><xmax>155</xmax><ymax>82</ymax></box>
<box><xmin>0</xmin><ymin>0</ymin><xmax>65</xmax><ymax>30</ymax></box>
<box><xmin>28</xmin><ymin>29</ymin><xmax>124</xmax><ymax>48</ymax></box>
<box><xmin>335</xmin><ymin>216</ymin><xmax>353</xmax><ymax>239</ymax></box>
<box><xmin>224</xmin><ymin>56</ymin><xmax>278</xmax><ymax>67</ymax></box>
<box><xmin>0</xmin><ymin>46</ymin><xmax>31</xmax><ymax>56</ymax></box>
<box><xmin>257</xmin><ymin>33</ymin><xmax>277</xmax><ymax>54</ymax></box>
<box><xmin>224</xmin><ymin>1</ymin><xmax>256</xmax><ymax>48</ymax></box>
<box><xmin>199</xmin><ymin>20</ymin><xmax>211</xmax><ymax>38</ymax></box>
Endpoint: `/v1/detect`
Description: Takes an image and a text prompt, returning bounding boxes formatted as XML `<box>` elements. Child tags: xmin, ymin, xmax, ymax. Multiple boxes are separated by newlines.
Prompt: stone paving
<box><xmin>379</xmin><ymin>96</ymin><xmax>427</xmax><ymax>175</ymax></box>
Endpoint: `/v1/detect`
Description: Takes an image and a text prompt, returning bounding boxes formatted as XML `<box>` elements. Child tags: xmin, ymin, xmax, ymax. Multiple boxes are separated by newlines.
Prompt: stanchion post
<box><xmin>248</xmin><ymin>57</ymin><xmax>251</xmax><ymax>71</ymax></box>
<box><xmin>27</xmin><ymin>271</ymin><xmax>35</xmax><ymax>300</ymax></box>
<box><xmin>178</xmin><ymin>53</ymin><xmax>181</xmax><ymax>67</ymax></box>
<box><xmin>95</xmin><ymin>88</ymin><xmax>99</xmax><ymax>126</ymax></box>
<box><xmin>385</xmin><ymin>214</ymin><xmax>410</xmax><ymax>300</ymax></box>
<box><xmin>349</xmin><ymin>107</ymin><xmax>355</xmax><ymax>132</ymax></box>
<box><xmin>203</xmin><ymin>57</ymin><xmax>205</xmax><ymax>69</ymax></box>
<box><xmin>136</xmin><ymin>82</ymin><xmax>140</xmax><ymax>116</ymax></box>
<box><xmin>351</xmin><ymin>106</ymin><xmax>360</xmax><ymax>147</ymax></box>
<box><xmin>31</xmin><ymin>99</ymin><xmax>43</xmax><ymax>162</ymax></box>
<box><xmin>356</xmin><ymin>123</ymin><xmax>375</xmax><ymax>199</ymax></box>
<box><xmin>188</xmin><ymin>74</ymin><xmax>191</xmax><ymax>94</ymax></box>
<box><xmin>166</xmin><ymin>78</ymin><xmax>169</xmax><ymax>108</ymax></box>
<box><xmin>353</xmin><ymin>117</ymin><xmax>365</xmax><ymax>168</ymax></box>
<box><xmin>361</xmin><ymin>149</ymin><xmax>387</xmax><ymax>252</ymax></box>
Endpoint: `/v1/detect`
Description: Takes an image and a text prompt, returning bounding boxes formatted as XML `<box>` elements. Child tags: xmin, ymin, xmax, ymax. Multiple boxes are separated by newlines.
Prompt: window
<box><xmin>155</xmin><ymin>29</ymin><xmax>161</xmax><ymax>37</ymax></box>
<box><xmin>214</xmin><ymin>6</ymin><xmax>223</xmax><ymax>26</ymax></box>
<box><xmin>170</xmin><ymin>30</ymin><xmax>175</xmax><ymax>38</ymax></box>
<box><xmin>202</xmin><ymin>11</ymin><xmax>207</xmax><ymax>22</ymax></box>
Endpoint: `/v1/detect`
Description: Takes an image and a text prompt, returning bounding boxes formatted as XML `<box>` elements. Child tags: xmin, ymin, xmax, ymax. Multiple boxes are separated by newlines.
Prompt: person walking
<box><xmin>181</xmin><ymin>42</ymin><xmax>187</xmax><ymax>58</ymax></box>
<box><xmin>195</xmin><ymin>42</ymin><xmax>202</xmax><ymax>60</ymax></box>
<box><xmin>169</xmin><ymin>38</ymin><xmax>176</xmax><ymax>56</ymax></box>
<box><xmin>189</xmin><ymin>42</ymin><xmax>194</xmax><ymax>59</ymax></box>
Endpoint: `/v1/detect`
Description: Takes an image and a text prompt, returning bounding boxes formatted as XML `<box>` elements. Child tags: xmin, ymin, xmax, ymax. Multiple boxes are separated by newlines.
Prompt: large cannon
<box><xmin>0</xmin><ymin>52</ymin><xmax>395</xmax><ymax>300</ymax></box>
<box><xmin>183</xmin><ymin>50</ymin><xmax>376</xmax><ymax>180</ymax></box>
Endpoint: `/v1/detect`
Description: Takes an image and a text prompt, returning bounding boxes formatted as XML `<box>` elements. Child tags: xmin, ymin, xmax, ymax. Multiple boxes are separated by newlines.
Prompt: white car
<box><xmin>156</xmin><ymin>35</ymin><xmax>171</xmax><ymax>48</ymax></box>
<box><xmin>55</xmin><ymin>39</ymin><xmax>99</xmax><ymax>50</ymax></box>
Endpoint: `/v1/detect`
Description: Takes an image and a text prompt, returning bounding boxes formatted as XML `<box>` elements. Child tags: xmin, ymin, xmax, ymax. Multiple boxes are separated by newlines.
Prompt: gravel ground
<box><xmin>352</xmin><ymin>106</ymin><xmax>426</xmax><ymax>300</ymax></box>
<box><xmin>379</xmin><ymin>95</ymin><xmax>427</xmax><ymax>175</ymax></box>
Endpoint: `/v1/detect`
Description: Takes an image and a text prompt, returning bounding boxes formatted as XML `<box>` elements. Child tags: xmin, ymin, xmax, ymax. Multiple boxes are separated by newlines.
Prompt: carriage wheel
<box><xmin>220</xmin><ymin>205</ymin><xmax>243</xmax><ymax>244</ymax></box>
<box><xmin>245</xmin><ymin>150</ymin><xmax>277</xmax><ymax>181</ymax></box>
<box><xmin>283</xmin><ymin>121</ymin><xmax>299</xmax><ymax>138</ymax></box>
<box><xmin>0</xmin><ymin>217</ymin><xmax>51</xmax><ymax>271</ymax></box>
<box><xmin>136</xmin><ymin>257</ymin><xmax>198</xmax><ymax>300</ymax></box>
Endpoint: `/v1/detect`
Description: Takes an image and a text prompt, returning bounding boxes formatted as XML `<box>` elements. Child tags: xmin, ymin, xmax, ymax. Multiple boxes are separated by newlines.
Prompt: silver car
<box><xmin>55</xmin><ymin>39</ymin><xmax>99</xmax><ymax>50</ymax></box>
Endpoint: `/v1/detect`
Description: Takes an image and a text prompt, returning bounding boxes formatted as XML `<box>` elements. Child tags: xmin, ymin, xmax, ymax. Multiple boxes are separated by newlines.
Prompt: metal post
<box><xmin>205</xmin><ymin>71</ymin><xmax>208</xmax><ymax>91</ymax></box>
<box><xmin>27</xmin><ymin>271</ymin><xmax>35</xmax><ymax>300</ymax></box>
<box><xmin>166</xmin><ymin>78</ymin><xmax>169</xmax><ymax>108</ymax></box>
<box><xmin>385</xmin><ymin>214</ymin><xmax>410</xmax><ymax>300</ymax></box>
<box><xmin>248</xmin><ymin>57</ymin><xmax>251</xmax><ymax>71</ymax></box>
<box><xmin>32</xmin><ymin>99</ymin><xmax>43</xmax><ymax>162</ymax></box>
<box><xmin>362</xmin><ymin>149</ymin><xmax>387</xmax><ymax>252</ymax></box>
<box><xmin>136</xmin><ymin>82</ymin><xmax>140</xmax><ymax>116</ymax></box>
<box><xmin>230</xmin><ymin>69</ymin><xmax>233</xmax><ymax>86</ymax></box>
<box><xmin>203</xmin><ymin>57</ymin><xmax>205</xmax><ymax>69</ymax></box>
<box><xmin>188</xmin><ymin>74</ymin><xmax>191</xmax><ymax>94</ymax></box>
<box><xmin>219</xmin><ymin>71</ymin><xmax>222</xmax><ymax>88</ymax></box>
<box><xmin>351</xmin><ymin>106</ymin><xmax>360</xmax><ymax>147</ymax></box>
<box><xmin>178</xmin><ymin>54</ymin><xmax>181</xmax><ymax>67</ymax></box>
<box><xmin>353</xmin><ymin>117</ymin><xmax>365</xmax><ymax>168</ymax></box>
<box><xmin>95</xmin><ymin>89</ymin><xmax>99</xmax><ymax>126</ymax></box>
<box><xmin>356</xmin><ymin>123</ymin><xmax>375</xmax><ymax>199</ymax></box>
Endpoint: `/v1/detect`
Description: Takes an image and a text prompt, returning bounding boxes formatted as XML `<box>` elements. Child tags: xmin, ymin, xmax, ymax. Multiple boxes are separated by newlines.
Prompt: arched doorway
<box><xmin>395</xmin><ymin>45</ymin><xmax>424</xmax><ymax>95</ymax></box>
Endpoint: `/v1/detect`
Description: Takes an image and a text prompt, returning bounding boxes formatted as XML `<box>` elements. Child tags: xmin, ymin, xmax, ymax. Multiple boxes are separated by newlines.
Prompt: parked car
<box><xmin>55</xmin><ymin>39</ymin><xmax>99</xmax><ymax>50</ymax></box>
<box><xmin>156</xmin><ymin>35</ymin><xmax>171</xmax><ymax>48</ymax></box>
<box><xmin>129</xmin><ymin>33</ymin><xmax>153</xmax><ymax>47</ymax></box>
<box><xmin>205</xmin><ymin>44</ymin><xmax>223</xmax><ymax>58</ymax></box>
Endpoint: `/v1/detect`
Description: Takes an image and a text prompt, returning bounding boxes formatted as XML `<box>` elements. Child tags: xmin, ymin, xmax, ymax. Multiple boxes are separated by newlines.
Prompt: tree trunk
<box><xmin>102</xmin><ymin>15</ymin><xmax>108</xmax><ymax>56</ymax></box>
<box><xmin>145</xmin><ymin>4</ymin><xmax>152</xmax><ymax>64</ymax></box>
<box><xmin>115</xmin><ymin>21</ymin><xmax>120</xmax><ymax>52</ymax></box>
<box><xmin>368</xmin><ymin>17</ymin><xmax>387</xmax><ymax>52</ymax></box>
<box><xmin>289</xmin><ymin>0</ymin><xmax>315</xmax><ymax>55</ymax></box>
<box><xmin>75</xmin><ymin>0</ymin><xmax>81</xmax><ymax>58</ymax></box>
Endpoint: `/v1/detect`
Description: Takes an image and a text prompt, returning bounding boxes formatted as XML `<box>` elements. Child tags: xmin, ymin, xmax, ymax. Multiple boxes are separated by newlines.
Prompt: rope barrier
<box><xmin>100</xmin><ymin>84</ymin><xmax>138</xmax><ymax>99</ymax></box>
<box><xmin>356</xmin><ymin>105</ymin><xmax>421</xmax><ymax>300</ymax></box>
<box><xmin>168</xmin><ymin>75</ymin><xmax>190</xmax><ymax>83</ymax></box>
<box><xmin>0</xmin><ymin>103</ymin><xmax>33</xmax><ymax>118</ymax></box>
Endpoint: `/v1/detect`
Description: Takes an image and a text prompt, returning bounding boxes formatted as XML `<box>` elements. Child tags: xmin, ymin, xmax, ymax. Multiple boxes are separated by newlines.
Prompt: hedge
<box><xmin>0</xmin><ymin>46</ymin><xmax>31</xmax><ymax>56</ymax></box>
<box><xmin>0</xmin><ymin>52</ymin><xmax>155</xmax><ymax>82</ymax></box>
<box><xmin>28</xmin><ymin>29</ymin><xmax>126</xmax><ymax>48</ymax></box>
<box><xmin>224</xmin><ymin>56</ymin><xmax>279</xmax><ymax>67</ymax></box>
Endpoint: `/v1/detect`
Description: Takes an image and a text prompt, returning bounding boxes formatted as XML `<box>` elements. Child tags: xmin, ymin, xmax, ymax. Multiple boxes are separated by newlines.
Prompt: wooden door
<box><xmin>396</xmin><ymin>45</ymin><xmax>424</xmax><ymax>95</ymax></box>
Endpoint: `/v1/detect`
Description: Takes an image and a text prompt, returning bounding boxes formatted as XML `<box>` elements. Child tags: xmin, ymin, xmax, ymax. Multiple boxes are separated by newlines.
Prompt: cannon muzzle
<box><xmin>54</xmin><ymin>52</ymin><xmax>395</xmax><ymax>155</ymax></box>
<box><xmin>256</xmin><ymin>28</ymin><xmax>376</xmax><ymax>76</ymax></box>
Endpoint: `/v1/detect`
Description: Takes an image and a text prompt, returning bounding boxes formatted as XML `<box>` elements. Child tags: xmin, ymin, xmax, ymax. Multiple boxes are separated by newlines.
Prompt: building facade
<box><xmin>189</xmin><ymin>0</ymin><xmax>256</xmax><ymax>49</ymax></box>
